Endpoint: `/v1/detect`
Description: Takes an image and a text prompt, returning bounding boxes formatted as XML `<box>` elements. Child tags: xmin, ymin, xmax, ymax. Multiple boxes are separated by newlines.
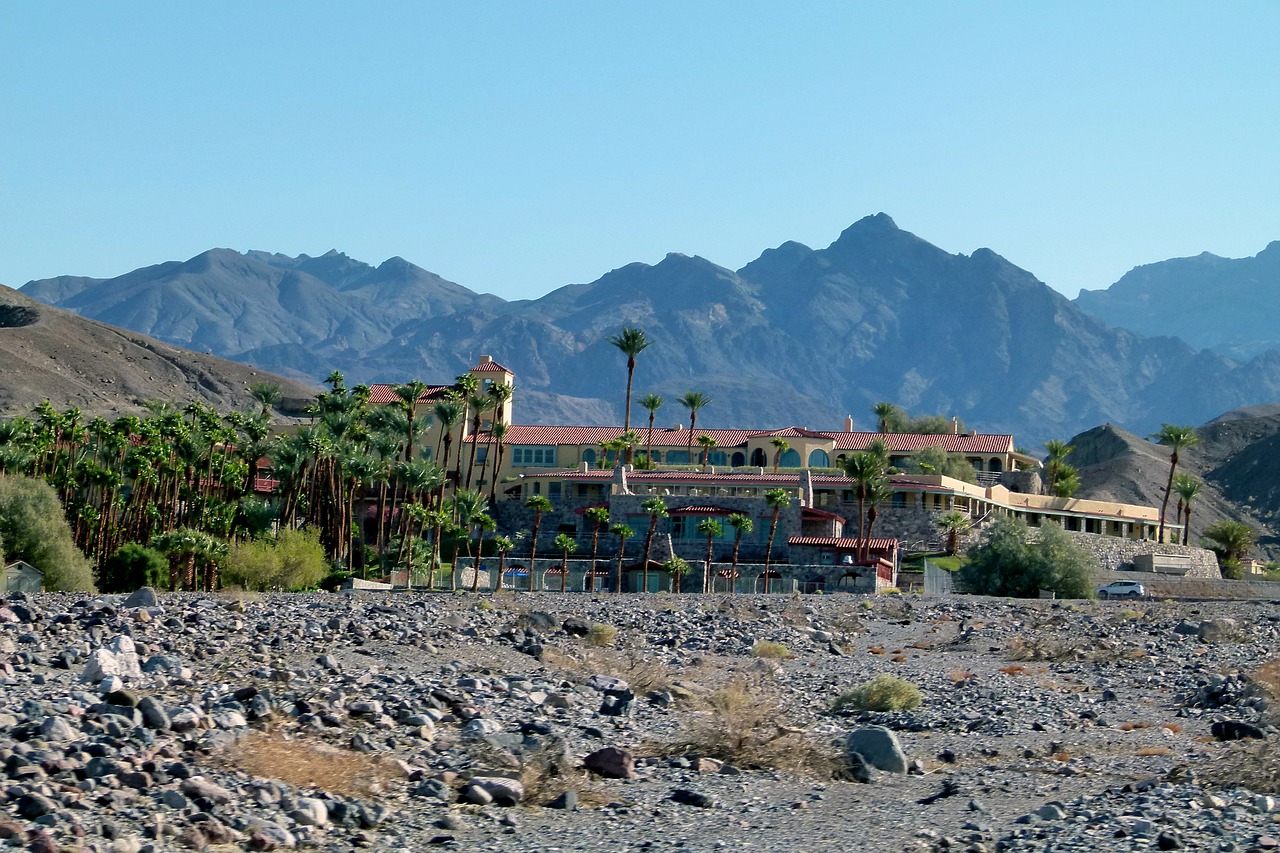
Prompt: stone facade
<box><xmin>1063</xmin><ymin>532</ymin><xmax>1221</xmax><ymax>579</ymax></box>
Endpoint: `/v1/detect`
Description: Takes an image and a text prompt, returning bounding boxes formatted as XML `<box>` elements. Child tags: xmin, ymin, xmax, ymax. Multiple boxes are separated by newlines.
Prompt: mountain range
<box><xmin>18</xmin><ymin>214</ymin><xmax>1280</xmax><ymax>446</ymax></box>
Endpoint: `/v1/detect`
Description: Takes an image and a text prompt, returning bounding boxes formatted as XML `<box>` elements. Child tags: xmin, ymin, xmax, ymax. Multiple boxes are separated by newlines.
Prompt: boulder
<box><xmin>583</xmin><ymin>746</ymin><xmax>636</xmax><ymax>779</ymax></box>
<box><xmin>845</xmin><ymin>726</ymin><xmax>909</xmax><ymax>773</ymax></box>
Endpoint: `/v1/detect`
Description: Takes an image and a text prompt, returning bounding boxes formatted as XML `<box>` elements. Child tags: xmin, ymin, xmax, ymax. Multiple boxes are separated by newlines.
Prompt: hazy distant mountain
<box><xmin>1075</xmin><ymin>242</ymin><xmax>1280</xmax><ymax>360</ymax></box>
<box><xmin>22</xmin><ymin>217</ymin><xmax>1280</xmax><ymax>444</ymax></box>
<box><xmin>0</xmin><ymin>285</ymin><xmax>315</xmax><ymax>418</ymax></box>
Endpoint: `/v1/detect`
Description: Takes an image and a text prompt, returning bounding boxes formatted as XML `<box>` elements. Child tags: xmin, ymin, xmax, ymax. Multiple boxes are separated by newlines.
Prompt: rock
<box><xmin>1211</xmin><ymin>720</ymin><xmax>1266</xmax><ymax>741</ymax></box>
<box><xmin>1035</xmin><ymin>803</ymin><xmax>1067</xmax><ymax>821</ymax></box>
<box><xmin>181</xmin><ymin>776</ymin><xmax>234</xmax><ymax>804</ymax></box>
<box><xmin>562</xmin><ymin>616</ymin><xmax>591</xmax><ymax>636</ymax></box>
<box><xmin>38</xmin><ymin>715</ymin><xmax>79</xmax><ymax>742</ymax></box>
<box><xmin>137</xmin><ymin>696</ymin><xmax>171</xmax><ymax>731</ymax></box>
<box><xmin>669</xmin><ymin>788</ymin><xmax>715</xmax><ymax>808</ymax></box>
<box><xmin>412</xmin><ymin>779</ymin><xmax>453</xmax><ymax>802</ymax></box>
<box><xmin>845</xmin><ymin>726</ymin><xmax>909</xmax><ymax>773</ymax></box>
<box><xmin>1198</xmin><ymin>618</ymin><xmax>1240</xmax><ymax>643</ymax></box>
<box><xmin>583</xmin><ymin>746</ymin><xmax>635</xmax><ymax>779</ymax></box>
<box><xmin>548</xmin><ymin>790</ymin><xmax>578</xmax><ymax>810</ymax></box>
<box><xmin>587</xmin><ymin>674</ymin><xmax>629</xmax><ymax>693</ymax></box>
<box><xmin>842</xmin><ymin>750</ymin><xmax>875</xmax><ymax>783</ymax></box>
<box><xmin>470</xmin><ymin>776</ymin><xmax>524</xmax><ymax>806</ymax></box>
<box><xmin>16</xmin><ymin>792</ymin><xmax>58</xmax><ymax>818</ymax></box>
<box><xmin>123</xmin><ymin>587</ymin><xmax>158</xmax><ymax>608</ymax></box>
<box><xmin>1173</xmin><ymin>620</ymin><xmax>1200</xmax><ymax>636</ymax></box>
<box><xmin>290</xmin><ymin>797</ymin><xmax>329</xmax><ymax>827</ymax></box>
<box><xmin>524</xmin><ymin>611</ymin><xmax>558</xmax><ymax>630</ymax></box>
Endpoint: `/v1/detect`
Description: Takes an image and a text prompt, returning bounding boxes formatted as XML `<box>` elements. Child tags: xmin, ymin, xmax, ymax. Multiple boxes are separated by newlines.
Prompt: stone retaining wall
<box><xmin>1065</xmin><ymin>532</ymin><xmax>1221</xmax><ymax>579</ymax></box>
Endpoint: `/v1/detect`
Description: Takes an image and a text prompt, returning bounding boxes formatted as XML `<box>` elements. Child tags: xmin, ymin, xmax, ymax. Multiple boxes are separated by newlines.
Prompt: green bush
<box><xmin>958</xmin><ymin>517</ymin><xmax>1095</xmax><ymax>599</ymax></box>
<box><xmin>832</xmin><ymin>674</ymin><xmax>923</xmax><ymax>713</ymax></box>
<box><xmin>0</xmin><ymin>474</ymin><xmax>95</xmax><ymax>592</ymax></box>
<box><xmin>100</xmin><ymin>543</ymin><xmax>169</xmax><ymax>592</ymax></box>
<box><xmin>224</xmin><ymin>528</ymin><xmax>329</xmax><ymax>591</ymax></box>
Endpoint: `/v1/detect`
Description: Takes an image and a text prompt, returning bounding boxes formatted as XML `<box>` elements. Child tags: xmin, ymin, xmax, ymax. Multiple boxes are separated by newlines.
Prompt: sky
<box><xmin>2</xmin><ymin>2</ymin><xmax>1278</xmax><ymax>301</ymax></box>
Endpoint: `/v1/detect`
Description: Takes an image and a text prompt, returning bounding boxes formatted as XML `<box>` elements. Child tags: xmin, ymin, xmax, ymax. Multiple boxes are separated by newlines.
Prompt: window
<box><xmin>666</xmin><ymin>450</ymin><xmax>691</xmax><ymax>465</ymax></box>
<box><xmin>707</xmin><ymin>451</ymin><xmax>727</xmax><ymax>466</ymax></box>
<box><xmin>512</xmin><ymin>445</ymin><xmax>557</xmax><ymax>467</ymax></box>
<box><xmin>581</xmin><ymin>448</ymin><xmax>597</xmax><ymax>466</ymax></box>
<box><xmin>731</xmin><ymin>452</ymin><xmax>745</xmax><ymax>466</ymax></box>
<box><xmin>808</xmin><ymin>449</ymin><xmax>830</xmax><ymax>468</ymax></box>
<box><xmin>780</xmin><ymin>449</ymin><xmax>801</xmax><ymax>468</ymax></box>
<box><xmin>549</xmin><ymin>482</ymin><xmax>561</xmax><ymax>498</ymax></box>
<box><xmin>892</xmin><ymin>492</ymin><xmax>907</xmax><ymax>508</ymax></box>
<box><xmin>476</xmin><ymin>447</ymin><xmax>488</xmax><ymax>463</ymax></box>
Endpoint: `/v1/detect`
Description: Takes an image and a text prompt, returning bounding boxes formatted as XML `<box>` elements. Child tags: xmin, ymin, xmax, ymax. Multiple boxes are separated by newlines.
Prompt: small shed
<box><xmin>1</xmin><ymin>561</ymin><xmax>43</xmax><ymax>594</ymax></box>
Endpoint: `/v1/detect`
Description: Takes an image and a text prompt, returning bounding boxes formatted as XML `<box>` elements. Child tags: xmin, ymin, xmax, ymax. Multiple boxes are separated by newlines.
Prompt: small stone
<box><xmin>669</xmin><ymin>788</ymin><xmax>715</xmax><ymax>808</ymax></box>
<box><xmin>548</xmin><ymin>790</ymin><xmax>578</xmax><ymax>810</ymax></box>
<box><xmin>584</xmin><ymin>746</ymin><xmax>636</xmax><ymax>779</ymax></box>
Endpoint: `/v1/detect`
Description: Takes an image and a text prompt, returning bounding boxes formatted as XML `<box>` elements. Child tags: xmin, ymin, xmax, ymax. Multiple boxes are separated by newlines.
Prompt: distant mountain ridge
<box><xmin>1074</xmin><ymin>241</ymin><xmax>1280</xmax><ymax>359</ymax></box>
<box><xmin>20</xmin><ymin>215</ymin><xmax>1280</xmax><ymax>445</ymax></box>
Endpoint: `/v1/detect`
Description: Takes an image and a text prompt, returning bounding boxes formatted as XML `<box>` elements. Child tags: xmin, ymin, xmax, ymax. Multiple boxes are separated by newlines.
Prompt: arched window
<box><xmin>988</xmin><ymin>457</ymin><xmax>1003</xmax><ymax>472</ymax></box>
<box><xmin>708</xmin><ymin>451</ymin><xmax>728</xmax><ymax>466</ymax></box>
<box><xmin>780</xmin><ymin>449</ymin><xmax>801</xmax><ymax>468</ymax></box>
<box><xmin>666</xmin><ymin>450</ymin><xmax>690</xmax><ymax>465</ymax></box>
<box><xmin>750</xmin><ymin>448</ymin><xmax>767</xmax><ymax>467</ymax></box>
<box><xmin>731</xmin><ymin>452</ymin><xmax>745</xmax><ymax>467</ymax></box>
<box><xmin>581</xmin><ymin>448</ymin><xmax>597</xmax><ymax>466</ymax></box>
<box><xmin>808</xmin><ymin>449</ymin><xmax>830</xmax><ymax>468</ymax></box>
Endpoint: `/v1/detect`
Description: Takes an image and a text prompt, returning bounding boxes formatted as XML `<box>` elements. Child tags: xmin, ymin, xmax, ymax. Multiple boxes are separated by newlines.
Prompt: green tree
<box><xmin>663</xmin><ymin>555</ymin><xmax>690</xmax><ymax>593</ymax></box>
<box><xmin>958</xmin><ymin>517</ymin><xmax>1095</xmax><ymax>599</ymax></box>
<box><xmin>761</xmin><ymin>488</ymin><xmax>790</xmax><ymax>594</ymax></box>
<box><xmin>726</xmin><ymin>513</ymin><xmax>753</xmax><ymax>595</ymax></box>
<box><xmin>248</xmin><ymin>382</ymin><xmax>283</xmax><ymax>418</ymax></box>
<box><xmin>676</xmin><ymin>391</ymin><xmax>711</xmax><ymax>468</ymax></box>
<box><xmin>770</xmin><ymin>437</ymin><xmax>790</xmax><ymax>472</ymax></box>
<box><xmin>584</xmin><ymin>506</ymin><xmax>611</xmax><ymax>592</ymax></box>
<box><xmin>936</xmin><ymin>511</ymin><xmax>971</xmax><ymax>556</ymax></box>
<box><xmin>0</xmin><ymin>474</ymin><xmax>95</xmax><ymax>592</ymax></box>
<box><xmin>447</xmin><ymin>488</ymin><xmax>488</xmax><ymax>591</ymax></box>
<box><xmin>697</xmin><ymin>517</ymin><xmax>723</xmax><ymax>594</ymax></box>
<box><xmin>1153</xmin><ymin>424</ymin><xmax>1200</xmax><ymax>543</ymax></box>
<box><xmin>639</xmin><ymin>393</ymin><xmax>664</xmax><ymax>466</ymax></box>
<box><xmin>609</xmin><ymin>326</ymin><xmax>650</xmax><ymax>464</ymax></box>
<box><xmin>610</xmin><ymin>523</ymin><xmax>634</xmax><ymax>594</ymax></box>
<box><xmin>842</xmin><ymin>452</ymin><xmax>884</xmax><ymax>553</ymax></box>
<box><xmin>1042</xmin><ymin>439</ymin><xmax>1073</xmax><ymax>495</ymax></box>
<box><xmin>224</xmin><ymin>527</ymin><xmax>329</xmax><ymax>591</ymax></box>
<box><xmin>873</xmin><ymin>402</ymin><xmax>903</xmax><ymax>433</ymax></box>
<box><xmin>1202</xmin><ymin>519</ymin><xmax>1255</xmax><ymax>578</ymax></box>
<box><xmin>525</xmin><ymin>494</ymin><xmax>553</xmax><ymax>580</ymax></box>
<box><xmin>100</xmin><ymin>543</ymin><xmax>169</xmax><ymax>592</ymax></box>
<box><xmin>553</xmin><ymin>532</ymin><xmax>577</xmax><ymax>593</ymax></box>
<box><xmin>696</xmin><ymin>434</ymin><xmax>717</xmax><ymax>471</ymax></box>
<box><xmin>639</xmin><ymin>496</ymin><xmax>668</xmax><ymax>593</ymax></box>
<box><xmin>1172</xmin><ymin>473</ymin><xmax>1202</xmax><ymax>546</ymax></box>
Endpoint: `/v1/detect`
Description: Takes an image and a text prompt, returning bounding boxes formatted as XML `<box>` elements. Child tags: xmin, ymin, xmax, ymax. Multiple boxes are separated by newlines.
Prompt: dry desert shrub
<box><xmin>220</xmin><ymin>731</ymin><xmax>402</xmax><ymax>798</ymax></box>
<box><xmin>671</xmin><ymin>678</ymin><xmax>837</xmax><ymax>777</ymax></box>
<box><xmin>832</xmin><ymin>673</ymin><xmax>923</xmax><ymax>713</ymax></box>
<box><xmin>541</xmin><ymin>645</ymin><xmax>676</xmax><ymax>695</ymax></box>
<box><xmin>751</xmin><ymin>641</ymin><xmax>790</xmax><ymax>659</ymax></box>
<box><xmin>586</xmin><ymin>622</ymin><xmax>618</xmax><ymax>647</ymax></box>
<box><xmin>1008</xmin><ymin>633</ymin><xmax>1085</xmax><ymax>662</ymax></box>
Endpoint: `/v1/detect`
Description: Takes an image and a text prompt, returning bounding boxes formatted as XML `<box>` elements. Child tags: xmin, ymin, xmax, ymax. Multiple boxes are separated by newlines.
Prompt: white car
<box><xmin>1096</xmin><ymin>581</ymin><xmax>1146</xmax><ymax>600</ymax></box>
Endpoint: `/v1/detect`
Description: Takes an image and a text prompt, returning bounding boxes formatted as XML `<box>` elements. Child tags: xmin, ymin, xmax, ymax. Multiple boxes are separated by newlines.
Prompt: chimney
<box><xmin>479</xmin><ymin>355</ymin><xmax>493</xmax><ymax>365</ymax></box>
<box><xmin>843</xmin><ymin>415</ymin><xmax>854</xmax><ymax>433</ymax></box>
<box><xmin>673</xmin><ymin>423</ymin><xmax>684</xmax><ymax>431</ymax></box>
<box><xmin>949</xmin><ymin>417</ymin><xmax>960</xmax><ymax>435</ymax></box>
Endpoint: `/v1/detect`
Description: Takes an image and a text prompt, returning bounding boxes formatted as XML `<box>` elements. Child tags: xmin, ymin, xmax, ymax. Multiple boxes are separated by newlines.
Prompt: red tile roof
<box><xmin>468</xmin><ymin>423</ymin><xmax>1013</xmax><ymax>455</ymax></box>
<box><xmin>366</xmin><ymin>384</ymin><xmax>451</xmax><ymax>405</ymax></box>
<box><xmin>787</xmin><ymin>536</ymin><xmax>898</xmax><ymax>551</ymax></box>
<box><xmin>472</xmin><ymin>359</ymin><xmax>514</xmax><ymax>374</ymax></box>
<box><xmin>802</xmin><ymin>507</ymin><xmax>846</xmax><ymax>524</ymax></box>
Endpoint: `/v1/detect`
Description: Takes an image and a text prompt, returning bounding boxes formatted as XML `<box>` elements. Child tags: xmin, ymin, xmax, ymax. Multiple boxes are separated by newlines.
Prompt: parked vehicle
<box><xmin>1096</xmin><ymin>580</ymin><xmax>1146</xmax><ymax>600</ymax></box>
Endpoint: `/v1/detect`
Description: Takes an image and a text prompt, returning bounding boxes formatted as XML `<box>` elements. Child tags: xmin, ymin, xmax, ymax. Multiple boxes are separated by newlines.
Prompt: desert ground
<box><xmin>3</xmin><ymin>589</ymin><xmax>1280</xmax><ymax>852</ymax></box>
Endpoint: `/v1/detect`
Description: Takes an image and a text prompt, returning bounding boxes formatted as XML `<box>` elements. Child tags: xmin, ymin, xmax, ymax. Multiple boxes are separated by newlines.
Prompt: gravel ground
<box><xmin>3</xmin><ymin>589</ymin><xmax>1280</xmax><ymax>852</ymax></box>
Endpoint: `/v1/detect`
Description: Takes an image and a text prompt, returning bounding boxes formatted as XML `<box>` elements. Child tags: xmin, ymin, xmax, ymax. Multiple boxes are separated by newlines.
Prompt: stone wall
<box><xmin>1062</xmin><ymin>531</ymin><xmax>1221</xmax><ymax>579</ymax></box>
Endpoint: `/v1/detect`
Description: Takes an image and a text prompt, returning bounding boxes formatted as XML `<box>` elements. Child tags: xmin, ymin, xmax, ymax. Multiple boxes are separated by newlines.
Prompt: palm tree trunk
<box><xmin>1158</xmin><ymin>451</ymin><xmax>1179</xmax><ymax>542</ymax></box>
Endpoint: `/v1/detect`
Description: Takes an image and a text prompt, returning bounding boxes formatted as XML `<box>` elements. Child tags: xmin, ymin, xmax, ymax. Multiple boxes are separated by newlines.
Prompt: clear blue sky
<box><xmin>3</xmin><ymin>2</ymin><xmax>1277</xmax><ymax>300</ymax></box>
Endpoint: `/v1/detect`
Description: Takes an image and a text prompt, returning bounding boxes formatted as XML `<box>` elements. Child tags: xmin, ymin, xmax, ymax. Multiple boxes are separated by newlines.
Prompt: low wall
<box><xmin>1065</xmin><ymin>532</ymin><xmax>1221</xmax><ymax>579</ymax></box>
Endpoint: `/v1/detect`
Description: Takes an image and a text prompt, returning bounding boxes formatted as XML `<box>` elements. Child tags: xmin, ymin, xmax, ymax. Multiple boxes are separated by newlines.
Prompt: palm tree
<box><xmin>492</xmin><ymin>535</ymin><xmax>514</xmax><ymax>590</ymax></box>
<box><xmin>1043</xmin><ymin>439</ymin><xmax>1073</xmax><ymax>495</ymax></box>
<box><xmin>394</xmin><ymin>381</ymin><xmax>429</xmax><ymax>462</ymax></box>
<box><xmin>726</xmin><ymin>513</ymin><xmax>753</xmax><ymax>595</ymax></box>
<box><xmin>863</xmin><ymin>477</ymin><xmax>892</xmax><ymax>556</ymax></box>
<box><xmin>676</xmin><ymin>391</ymin><xmax>710</xmax><ymax>465</ymax></box>
<box><xmin>696</xmin><ymin>434</ymin><xmax>717</xmax><ymax>472</ymax></box>
<box><xmin>609</xmin><ymin>326</ymin><xmax>650</xmax><ymax>463</ymax></box>
<box><xmin>432</xmin><ymin>400</ymin><xmax>463</xmax><ymax>488</ymax></box>
<box><xmin>610</xmin><ymin>523</ymin><xmax>634</xmax><ymax>594</ymax></box>
<box><xmin>936</xmin><ymin>511</ymin><xmax>971</xmax><ymax>555</ymax></box>
<box><xmin>448</xmin><ymin>488</ymin><xmax>488</xmax><ymax>590</ymax></box>
<box><xmin>553</xmin><ymin>533</ymin><xmax>577</xmax><ymax>593</ymax></box>
<box><xmin>463</xmin><ymin>393</ymin><xmax>493</xmax><ymax>489</ymax></box>
<box><xmin>639</xmin><ymin>496</ymin><xmax>668</xmax><ymax>593</ymax></box>
<box><xmin>697</xmin><ymin>517</ymin><xmax>723</xmax><ymax>594</ymax></box>
<box><xmin>471</xmin><ymin>513</ymin><xmax>496</xmax><ymax>593</ymax></box>
<box><xmin>525</xmin><ymin>494</ymin><xmax>553</xmax><ymax>581</ymax></box>
<box><xmin>873</xmin><ymin>402</ymin><xmax>900</xmax><ymax>434</ymax></box>
<box><xmin>584</xmin><ymin>506</ymin><xmax>611</xmax><ymax>592</ymax></box>
<box><xmin>1202</xmin><ymin>520</ymin><xmax>1255</xmax><ymax>573</ymax></box>
<box><xmin>663</xmin><ymin>555</ymin><xmax>690</xmax><ymax>594</ymax></box>
<box><xmin>639</xmin><ymin>393</ymin><xmax>663</xmax><ymax>467</ymax></box>
<box><xmin>249</xmin><ymin>382</ymin><xmax>283</xmax><ymax>418</ymax></box>
<box><xmin>843</xmin><ymin>452</ymin><xmax>884</xmax><ymax>553</ymax></box>
<box><xmin>1172</xmin><ymin>473</ymin><xmax>1202</xmax><ymax>545</ymax></box>
<box><xmin>1153</xmin><ymin>424</ymin><xmax>1200</xmax><ymax>543</ymax></box>
<box><xmin>487</xmin><ymin>422</ymin><xmax>509</xmax><ymax>504</ymax></box>
<box><xmin>761</xmin><ymin>488</ymin><xmax>790</xmax><ymax>593</ymax></box>
<box><xmin>770</xmin><ymin>437</ymin><xmax>790</xmax><ymax>472</ymax></box>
